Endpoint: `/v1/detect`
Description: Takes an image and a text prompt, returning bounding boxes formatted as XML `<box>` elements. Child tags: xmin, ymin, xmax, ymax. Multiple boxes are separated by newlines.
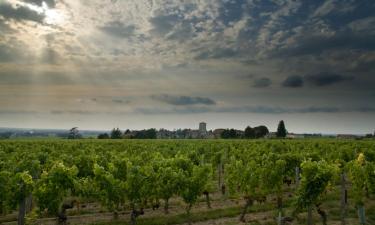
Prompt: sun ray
<box><xmin>42</xmin><ymin>1</ymin><xmax>66</xmax><ymax>25</ymax></box>
<box><xmin>10</xmin><ymin>0</ymin><xmax>67</xmax><ymax>26</ymax></box>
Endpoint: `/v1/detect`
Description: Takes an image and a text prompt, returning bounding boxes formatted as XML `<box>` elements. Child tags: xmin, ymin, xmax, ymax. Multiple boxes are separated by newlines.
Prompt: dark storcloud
<box><xmin>99</xmin><ymin>21</ymin><xmax>136</xmax><ymax>39</ymax></box>
<box><xmin>151</xmin><ymin>94</ymin><xmax>216</xmax><ymax>106</ymax></box>
<box><xmin>274</xmin><ymin>33</ymin><xmax>375</xmax><ymax>58</ymax></box>
<box><xmin>134</xmin><ymin>105</ymin><xmax>375</xmax><ymax>115</ymax></box>
<box><xmin>282</xmin><ymin>75</ymin><xmax>304</xmax><ymax>88</ymax></box>
<box><xmin>349</xmin><ymin>59</ymin><xmax>375</xmax><ymax>73</ymax></box>
<box><xmin>0</xmin><ymin>19</ymin><xmax>14</xmax><ymax>33</ymax></box>
<box><xmin>305</xmin><ymin>73</ymin><xmax>353</xmax><ymax>86</ymax></box>
<box><xmin>194</xmin><ymin>48</ymin><xmax>238</xmax><ymax>60</ymax></box>
<box><xmin>149</xmin><ymin>14</ymin><xmax>179</xmax><ymax>36</ymax></box>
<box><xmin>0</xmin><ymin>44</ymin><xmax>18</xmax><ymax>62</ymax></box>
<box><xmin>0</xmin><ymin>2</ymin><xmax>45</xmax><ymax>23</ymax></box>
<box><xmin>166</xmin><ymin>21</ymin><xmax>194</xmax><ymax>42</ymax></box>
<box><xmin>0</xmin><ymin>43</ymin><xmax>31</xmax><ymax>63</ymax></box>
<box><xmin>112</xmin><ymin>99</ymin><xmax>131</xmax><ymax>104</ymax></box>
<box><xmin>253</xmin><ymin>78</ymin><xmax>272</xmax><ymax>88</ymax></box>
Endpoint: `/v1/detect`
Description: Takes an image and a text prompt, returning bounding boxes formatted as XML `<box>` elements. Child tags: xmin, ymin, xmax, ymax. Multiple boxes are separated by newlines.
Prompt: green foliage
<box><xmin>0</xmin><ymin>171</ymin><xmax>11</xmax><ymax>213</ymax></box>
<box><xmin>347</xmin><ymin>153</ymin><xmax>372</xmax><ymax>205</ymax></box>
<box><xmin>0</xmin><ymin>139</ymin><xmax>374</xmax><ymax>224</ymax></box>
<box><xmin>9</xmin><ymin>172</ymin><xmax>34</xmax><ymax>209</ymax></box>
<box><xmin>261</xmin><ymin>154</ymin><xmax>287</xmax><ymax>195</ymax></box>
<box><xmin>226</xmin><ymin>159</ymin><xmax>261</xmax><ymax>198</ymax></box>
<box><xmin>13</xmin><ymin>152</ymin><xmax>41</xmax><ymax>178</ymax></box>
<box><xmin>25</xmin><ymin>209</ymin><xmax>38</xmax><ymax>225</ymax></box>
<box><xmin>126</xmin><ymin>163</ymin><xmax>148</xmax><ymax>208</ymax></box>
<box><xmin>93</xmin><ymin>164</ymin><xmax>126</xmax><ymax>212</ymax></box>
<box><xmin>295</xmin><ymin>160</ymin><xmax>339</xmax><ymax>210</ymax></box>
<box><xmin>156</xmin><ymin>160</ymin><xmax>184</xmax><ymax>201</ymax></box>
<box><xmin>75</xmin><ymin>153</ymin><xmax>97</xmax><ymax>178</ymax></box>
<box><xmin>109</xmin><ymin>158</ymin><xmax>128</xmax><ymax>181</ymax></box>
<box><xmin>180</xmin><ymin>164</ymin><xmax>211</xmax><ymax>208</ymax></box>
<box><xmin>34</xmin><ymin>162</ymin><xmax>78</xmax><ymax>215</ymax></box>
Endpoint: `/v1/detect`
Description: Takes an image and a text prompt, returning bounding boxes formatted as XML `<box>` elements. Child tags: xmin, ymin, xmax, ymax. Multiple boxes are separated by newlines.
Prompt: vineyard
<box><xmin>0</xmin><ymin>139</ymin><xmax>375</xmax><ymax>225</ymax></box>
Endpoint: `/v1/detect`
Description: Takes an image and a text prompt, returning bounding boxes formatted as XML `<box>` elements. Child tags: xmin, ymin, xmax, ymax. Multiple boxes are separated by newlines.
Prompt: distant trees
<box><xmin>133</xmin><ymin>129</ymin><xmax>157</xmax><ymax>139</ymax></box>
<box><xmin>221</xmin><ymin>129</ymin><xmax>240</xmax><ymax>139</ymax></box>
<box><xmin>68</xmin><ymin>127</ymin><xmax>81</xmax><ymax>139</ymax></box>
<box><xmin>96</xmin><ymin>124</ymin><xmax>273</xmax><ymax>140</ymax></box>
<box><xmin>253</xmin><ymin>126</ymin><xmax>269</xmax><ymax>138</ymax></box>
<box><xmin>221</xmin><ymin>126</ymin><xmax>269</xmax><ymax>139</ymax></box>
<box><xmin>277</xmin><ymin>120</ymin><xmax>287</xmax><ymax>138</ymax></box>
<box><xmin>0</xmin><ymin>132</ymin><xmax>12</xmax><ymax>139</ymax></box>
<box><xmin>101</xmin><ymin>128</ymin><xmax>157</xmax><ymax>139</ymax></box>
<box><xmin>111</xmin><ymin>128</ymin><xmax>123</xmax><ymax>139</ymax></box>
<box><xmin>97</xmin><ymin>133</ymin><xmax>110</xmax><ymax>139</ymax></box>
<box><xmin>244</xmin><ymin>126</ymin><xmax>255</xmax><ymax>139</ymax></box>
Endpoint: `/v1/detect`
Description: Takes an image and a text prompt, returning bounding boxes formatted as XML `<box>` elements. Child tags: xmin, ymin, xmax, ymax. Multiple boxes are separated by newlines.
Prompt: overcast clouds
<box><xmin>0</xmin><ymin>0</ymin><xmax>374</xmax><ymax>133</ymax></box>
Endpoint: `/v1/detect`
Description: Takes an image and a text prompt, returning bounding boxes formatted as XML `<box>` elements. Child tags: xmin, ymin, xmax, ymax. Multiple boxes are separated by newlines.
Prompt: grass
<box><xmin>92</xmin><ymin>200</ymin><xmax>286</xmax><ymax>225</ymax></box>
<box><xmin>93</xmin><ymin>206</ymin><xmax>243</xmax><ymax>225</ymax></box>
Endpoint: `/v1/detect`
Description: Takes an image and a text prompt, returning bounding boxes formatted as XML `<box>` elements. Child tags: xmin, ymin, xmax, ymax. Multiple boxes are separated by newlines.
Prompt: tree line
<box><xmin>98</xmin><ymin>128</ymin><xmax>157</xmax><ymax>139</ymax></box>
<box><xmin>96</xmin><ymin>120</ymin><xmax>288</xmax><ymax>140</ymax></box>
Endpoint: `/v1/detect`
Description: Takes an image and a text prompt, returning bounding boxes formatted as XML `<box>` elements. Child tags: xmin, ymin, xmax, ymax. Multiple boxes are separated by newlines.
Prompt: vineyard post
<box><xmin>186</xmin><ymin>203</ymin><xmax>193</xmax><ymax>225</ymax></box>
<box><xmin>277</xmin><ymin>211</ymin><xmax>282</xmax><ymax>225</ymax></box>
<box><xmin>295</xmin><ymin>166</ymin><xmax>300</xmax><ymax>188</ymax></box>
<box><xmin>221</xmin><ymin>163</ymin><xmax>225</xmax><ymax>195</ymax></box>
<box><xmin>277</xmin><ymin>196</ymin><xmax>283</xmax><ymax>225</ymax></box>
<box><xmin>13</xmin><ymin>173</ymin><xmax>33</xmax><ymax>225</ymax></box>
<box><xmin>316</xmin><ymin>203</ymin><xmax>327</xmax><ymax>225</ymax></box>
<box><xmin>307</xmin><ymin>205</ymin><xmax>313</xmax><ymax>225</ymax></box>
<box><xmin>25</xmin><ymin>194</ymin><xmax>33</xmax><ymax>213</ymax></box>
<box><xmin>218</xmin><ymin>162</ymin><xmax>222</xmax><ymax>190</ymax></box>
<box><xmin>357</xmin><ymin>205</ymin><xmax>366</xmax><ymax>225</ymax></box>
<box><xmin>18</xmin><ymin>197</ymin><xmax>26</xmax><ymax>225</ymax></box>
<box><xmin>204</xmin><ymin>191</ymin><xmax>211</xmax><ymax>208</ymax></box>
<box><xmin>340</xmin><ymin>172</ymin><xmax>347</xmax><ymax>225</ymax></box>
<box><xmin>164</xmin><ymin>198</ymin><xmax>169</xmax><ymax>214</ymax></box>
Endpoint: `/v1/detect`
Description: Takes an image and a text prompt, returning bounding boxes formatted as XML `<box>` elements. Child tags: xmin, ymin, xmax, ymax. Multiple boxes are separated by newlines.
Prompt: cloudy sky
<box><xmin>0</xmin><ymin>0</ymin><xmax>374</xmax><ymax>133</ymax></box>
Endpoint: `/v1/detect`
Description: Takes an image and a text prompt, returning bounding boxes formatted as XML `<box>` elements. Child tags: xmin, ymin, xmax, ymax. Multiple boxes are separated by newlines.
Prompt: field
<box><xmin>0</xmin><ymin>139</ymin><xmax>375</xmax><ymax>225</ymax></box>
